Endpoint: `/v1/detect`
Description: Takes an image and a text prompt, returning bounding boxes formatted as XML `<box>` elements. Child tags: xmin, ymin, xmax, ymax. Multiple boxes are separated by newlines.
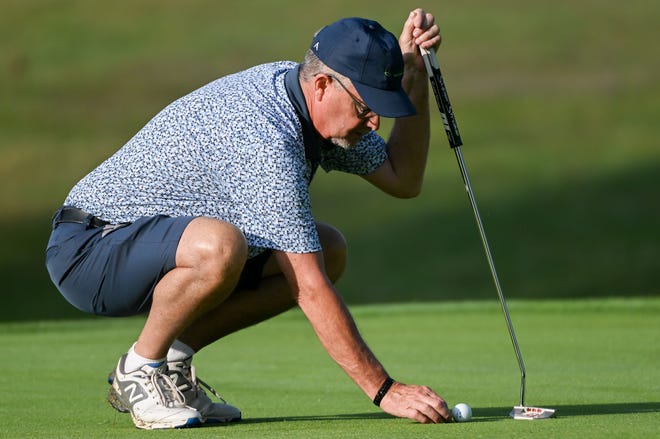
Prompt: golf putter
<box><xmin>419</xmin><ymin>46</ymin><xmax>555</xmax><ymax>420</ymax></box>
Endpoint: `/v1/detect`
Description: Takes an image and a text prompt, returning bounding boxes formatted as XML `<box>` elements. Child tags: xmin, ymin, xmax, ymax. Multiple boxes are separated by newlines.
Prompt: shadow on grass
<box><xmin>235</xmin><ymin>412</ymin><xmax>392</xmax><ymax>425</ymax></box>
<box><xmin>475</xmin><ymin>402</ymin><xmax>660</xmax><ymax>421</ymax></box>
<box><xmin>210</xmin><ymin>402</ymin><xmax>660</xmax><ymax>426</ymax></box>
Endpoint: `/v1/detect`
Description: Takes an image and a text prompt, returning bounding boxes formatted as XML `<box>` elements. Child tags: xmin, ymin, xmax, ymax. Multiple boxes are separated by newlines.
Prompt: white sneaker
<box><xmin>108</xmin><ymin>354</ymin><xmax>202</xmax><ymax>429</ymax></box>
<box><xmin>167</xmin><ymin>358</ymin><xmax>242</xmax><ymax>423</ymax></box>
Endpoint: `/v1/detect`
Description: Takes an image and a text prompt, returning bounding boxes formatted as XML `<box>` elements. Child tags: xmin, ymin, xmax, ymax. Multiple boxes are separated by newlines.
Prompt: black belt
<box><xmin>53</xmin><ymin>207</ymin><xmax>110</xmax><ymax>228</ymax></box>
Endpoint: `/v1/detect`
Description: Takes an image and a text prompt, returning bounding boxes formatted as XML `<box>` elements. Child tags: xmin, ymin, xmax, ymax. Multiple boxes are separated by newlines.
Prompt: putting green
<box><xmin>2</xmin><ymin>299</ymin><xmax>658</xmax><ymax>438</ymax></box>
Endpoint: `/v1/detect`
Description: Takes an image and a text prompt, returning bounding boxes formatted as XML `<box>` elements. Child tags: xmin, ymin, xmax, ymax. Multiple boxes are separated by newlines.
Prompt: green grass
<box><xmin>2</xmin><ymin>299</ymin><xmax>659</xmax><ymax>438</ymax></box>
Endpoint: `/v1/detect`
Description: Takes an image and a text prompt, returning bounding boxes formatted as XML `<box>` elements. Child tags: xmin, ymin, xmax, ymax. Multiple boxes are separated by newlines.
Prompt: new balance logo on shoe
<box><xmin>122</xmin><ymin>382</ymin><xmax>146</xmax><ymax>404</ymax></box>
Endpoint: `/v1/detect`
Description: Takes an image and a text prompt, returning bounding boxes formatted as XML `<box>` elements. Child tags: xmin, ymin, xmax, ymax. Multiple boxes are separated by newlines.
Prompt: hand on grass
<box><xmin>379</xmin><ymin>381</ymin><xmax>452</xmax><ymax>423</ymax></box>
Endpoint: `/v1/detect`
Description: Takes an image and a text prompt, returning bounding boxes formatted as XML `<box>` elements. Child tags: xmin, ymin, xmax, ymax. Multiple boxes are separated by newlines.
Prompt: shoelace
<box><xmin>175</xmin><ymin>363</ymin><xmax>228</xmax><ymax>404</ymax></box>
<box><xmin>151</xmin><ymin>370</ymin><xmax>187</xmax><ymax>408</ymax></box>
<box><xmin>197</xmin><ymin>376</ymin><xmax>228</xmax><ymax>404</ymax></box>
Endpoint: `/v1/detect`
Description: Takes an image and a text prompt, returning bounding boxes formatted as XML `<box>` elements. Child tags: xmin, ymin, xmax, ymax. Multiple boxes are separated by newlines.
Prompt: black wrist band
<box><xmin>373</xmin><ymin>377</ymin><xmax>394</xmax><ymax>406</ymax></box>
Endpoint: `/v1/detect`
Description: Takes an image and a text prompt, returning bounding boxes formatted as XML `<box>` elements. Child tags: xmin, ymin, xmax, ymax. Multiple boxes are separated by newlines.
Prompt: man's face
<box><xmin>313</xmin><ymin>75</ymin><xmax>380</xmax><ymax>149</ymax></box>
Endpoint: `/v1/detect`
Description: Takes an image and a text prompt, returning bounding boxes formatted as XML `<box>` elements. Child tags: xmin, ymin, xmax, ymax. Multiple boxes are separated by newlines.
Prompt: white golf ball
<box><xmin>452</xmin><ymin>403</ymin><xmax>472</xmax><ymax>422</ymax></box>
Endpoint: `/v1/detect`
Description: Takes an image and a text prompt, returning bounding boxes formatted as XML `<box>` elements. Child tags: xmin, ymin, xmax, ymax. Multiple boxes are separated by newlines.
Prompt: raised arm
<box><xmin>363</xmin><ymin>8</ymin><xmax>441</xmax><ymax>198</ymax></box>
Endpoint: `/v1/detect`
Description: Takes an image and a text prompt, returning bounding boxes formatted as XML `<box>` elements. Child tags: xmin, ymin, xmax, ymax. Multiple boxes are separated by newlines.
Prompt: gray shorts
<box><xmin>45</xmin><ymin>207</ymin><xmax>269</xmax><ymax>317</ymax></box>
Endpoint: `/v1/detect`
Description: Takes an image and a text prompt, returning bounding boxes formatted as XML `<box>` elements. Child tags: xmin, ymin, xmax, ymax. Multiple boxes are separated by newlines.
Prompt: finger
<box><xmin>437</xmin><ymin>401</ymin><xmax>452</xmax><ymax>422</ymax></box>
<box><xmin>419</xmin><ymin>387</ymin><xmax>452</xmax><ymax>422</ymax></box>
<box><xmin>400</xmin><ymin>404</ymin><xmax>435</xmax><ymax>424</ymax></box>
<box><xmin>410</xmin><ymin>8</ymin><xmax>429</xmax><ymax>28</ymax></box>
<box><xmin>424</xmin><ymin>12</ymin><xmax>436</xmax><ymax>29</ymax></box>
<box><xmin>418</xmin><ymin>12</ymin><xmax>435</xmax><ymax>31</ymax></box>
<box><xmin>403</xmin><ymin>387</ymin><xmax>447</xmax><ymax>423</ymax></box>
<box><xmin>401</xmin><ymin>10</ymin><xmax>418</xmax><ymax>37</ymax></box>
<box><xmin>407</xmin><ymin>400</ymin><xmax>446</xmax><ymax>424</ymax></box>
<box><xmin>411</xmin><ymin>11</ymin><xmax>435</xmax><ymax>33</ymax></box>
<box><xmin>416</xmin><ymin>28</ymin><xmax>441</xmax><ymax>49</ymax></box>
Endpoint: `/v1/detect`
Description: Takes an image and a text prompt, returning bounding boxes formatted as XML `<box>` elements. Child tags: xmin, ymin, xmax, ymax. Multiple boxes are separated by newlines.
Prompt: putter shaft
<box><xmin>453</xmin><ymin>146</ymin><xmax>527</xmax><ymax>407</ymax></box>
<box><xmin>420</xmin><ymin>47</ymin><xmax>527</xmax><ymax>407</ymax></box>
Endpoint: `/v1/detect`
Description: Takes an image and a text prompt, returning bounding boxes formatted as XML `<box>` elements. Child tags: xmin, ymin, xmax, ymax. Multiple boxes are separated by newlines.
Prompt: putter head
<box><xmin>510</xmin><ymin>406</ymin><xmax>556</xmax><ymax>420</ymax></box>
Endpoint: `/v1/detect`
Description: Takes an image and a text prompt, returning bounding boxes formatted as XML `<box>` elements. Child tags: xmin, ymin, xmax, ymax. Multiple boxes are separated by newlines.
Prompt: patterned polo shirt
<box><xmin>64</xmin><ymin>62</ymin><xmax>388</xmax><ymax>257</ymax></box>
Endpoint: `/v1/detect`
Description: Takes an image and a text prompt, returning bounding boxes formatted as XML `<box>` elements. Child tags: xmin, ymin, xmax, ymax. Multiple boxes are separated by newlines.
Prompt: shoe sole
<box><xmin>132</xmin><ymin>413</ymin><xmax>202</xmax><ymax>430</ymax></box>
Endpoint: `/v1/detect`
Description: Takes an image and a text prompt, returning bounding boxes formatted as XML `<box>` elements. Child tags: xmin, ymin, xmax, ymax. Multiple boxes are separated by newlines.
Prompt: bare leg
<box><xmin>178</xmin><ymin>222</ymin><xmax>347</xmax><ymax>352</ymax></box>
<box><xmin>134</xmin><ymin>217</ymin><xmax>248</xmax><ymax>359</ymax></box>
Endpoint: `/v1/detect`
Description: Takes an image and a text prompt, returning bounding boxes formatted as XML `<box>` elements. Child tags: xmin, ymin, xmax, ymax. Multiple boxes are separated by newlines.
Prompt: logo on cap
<box><xmin>384</xmin><ymin>67</ymin><xmax>404</xmax><ymax>79</ymax></box>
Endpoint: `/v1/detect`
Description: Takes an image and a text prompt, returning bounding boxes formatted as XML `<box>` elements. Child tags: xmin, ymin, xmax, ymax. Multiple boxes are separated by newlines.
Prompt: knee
<box><xmin>317</xmin><ymin>222</ymin><xmax>347</xmax><ymax>283</ymax></box>
<box><xmin>178</xmin><ymin>218</ymin><xmax>248</xmax><ymax>288</ymax></box>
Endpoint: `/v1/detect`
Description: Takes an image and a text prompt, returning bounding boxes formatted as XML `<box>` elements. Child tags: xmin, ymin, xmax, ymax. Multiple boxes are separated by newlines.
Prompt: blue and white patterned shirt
<box><xmin>65</xmin><ymin>62</ymin><xmax>388</xmax><ymax>257</ymax></box>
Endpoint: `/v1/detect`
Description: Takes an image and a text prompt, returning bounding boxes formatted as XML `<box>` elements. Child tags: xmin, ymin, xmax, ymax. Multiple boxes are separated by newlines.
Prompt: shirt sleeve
<box><xmin>319</xmin><ymin>131</ymin><xmax>387</xmax><ymax>175</ymax></box>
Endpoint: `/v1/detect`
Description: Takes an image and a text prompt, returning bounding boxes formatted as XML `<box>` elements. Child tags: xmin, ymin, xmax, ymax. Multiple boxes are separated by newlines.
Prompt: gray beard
<box><xmin>328</xmin><ymin>136</ymin><xmax>358</xmax><ymax>150</ymax></box>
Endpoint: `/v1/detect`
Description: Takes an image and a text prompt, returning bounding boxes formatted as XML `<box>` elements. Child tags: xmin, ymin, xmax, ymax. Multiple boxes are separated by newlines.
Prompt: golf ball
<box><xmin>452</xmin><ymin>403</ymin><xmax>472</xmax><ymax>422</ymax></box>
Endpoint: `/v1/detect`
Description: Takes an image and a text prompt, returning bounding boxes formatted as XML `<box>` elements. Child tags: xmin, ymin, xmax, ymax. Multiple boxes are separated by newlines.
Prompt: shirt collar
<box><xmin>284</xmin><ymin>65</ymin><xmax>321</xmax><ymax>177</ymax></box>
<box><xmin>284</xmin><ymin>65</ymin><xmax>311</xmax><ymax>123</ymax></box>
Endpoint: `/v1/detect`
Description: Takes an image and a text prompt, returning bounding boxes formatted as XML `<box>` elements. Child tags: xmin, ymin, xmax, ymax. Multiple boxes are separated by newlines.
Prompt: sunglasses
<box><xmin>327</xmin><ymin>75</ymin><xmax>374</xmax><ymax>119</ymax></box>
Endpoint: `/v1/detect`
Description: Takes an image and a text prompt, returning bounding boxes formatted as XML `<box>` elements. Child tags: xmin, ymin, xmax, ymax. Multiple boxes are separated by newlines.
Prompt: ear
<box><xmin>313</xmin><ymin>74</ymin><xmax>330</xmax><ymax>102</ymax></box>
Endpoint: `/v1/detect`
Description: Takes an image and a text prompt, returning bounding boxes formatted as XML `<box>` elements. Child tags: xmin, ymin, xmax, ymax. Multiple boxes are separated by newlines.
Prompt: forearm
<box><xmin>385</xmin><ymin>64</ymin><xmax>431</xmax><ymax>197</ymax></box>
<box><xmin>297</xmin><ymin>283</ymin><xmax>389</xmax><ymax>400</ymax></box>
<box><xmin>275</xmin><ymin>250</ymin><xmax>389</xmax><ymax>400</ymax></box>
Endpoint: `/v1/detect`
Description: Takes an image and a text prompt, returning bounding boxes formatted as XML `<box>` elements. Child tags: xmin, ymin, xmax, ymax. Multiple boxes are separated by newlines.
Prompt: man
<box><xmin>46</xmin><ymin>8</ymin><xmax>451</xmax><ymax>429</ymax></box>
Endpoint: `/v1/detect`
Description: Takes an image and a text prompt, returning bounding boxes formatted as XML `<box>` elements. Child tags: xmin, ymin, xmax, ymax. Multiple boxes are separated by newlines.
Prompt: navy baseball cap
<box><xmin>311</xmin><ymin>17</ymin><xmax>416</xmax><ymax>118</ymax></box>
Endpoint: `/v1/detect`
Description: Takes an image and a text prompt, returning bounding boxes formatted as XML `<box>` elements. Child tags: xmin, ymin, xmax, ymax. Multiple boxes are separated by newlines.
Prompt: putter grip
<box><xmin>420</xmin><ymin>47</ymin><xmax>463</xmax><ymax>148</ymax></box>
